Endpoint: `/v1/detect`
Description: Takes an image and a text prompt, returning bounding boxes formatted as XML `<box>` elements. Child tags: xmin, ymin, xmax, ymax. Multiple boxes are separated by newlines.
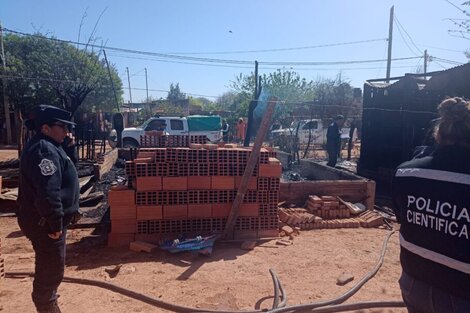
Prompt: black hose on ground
<box><xmin>303</xmin><ymin>300</ymin><xmax>406</xmax><ymax>313</ymax></box>
<box><xmin>268</xmin><ymin>231</ymin><xmax>400</xmax><ymax>313</ymax></box>
<box><xmin>270</xmin><ymin>269</ymin><xmax>280</xmax><ymax>309</ymax></box>
<box><xmin>6</xmin><ymin>268</ymin><xmax>284</xmax><ymax>313</ymax></box>
<box><xmin>5</xmin><ymin>231</ymin><xmax>402</xmax><ymax>313</ymax></box>
<box><xmin>276</xmin><ymin>273</ymin><xmax>288</xmax><ymax>308</ymax></box>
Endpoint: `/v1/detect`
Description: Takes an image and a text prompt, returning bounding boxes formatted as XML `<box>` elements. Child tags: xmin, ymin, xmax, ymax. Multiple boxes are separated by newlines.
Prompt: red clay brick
<box><xmin>136</xmin><ymin>151</ymin><xmax>155</xmax><ymax>161</ymax></box>
<box><xmin>188</xmin><ymin>204</ymin><xmax>212</xmax><ymax>218</ymax></box>
<box><xmin>136</xmin><ymin>176</ymin><xmax>162</xmax><ymax>191</ymax></box>
<box><xmin>235</xmin><ymin>176</ymin><xmax>257</xmax><ymax>190</ymax></box>
<box><xmin>162</xmin><ymin>177</ymin><xmax>188</xmax><ymax>190</ymax></box>
<box><xmin>110</xmin><ymin>205</ymin><xmax>136</xmax><ymax>220</ymax></box>
<box><xmin>108</xmin><ymin>189</ymin><xmax>135</xmax><ymax>207</ymax></box>
<box><xmin>111</xmin><ymin>219</ymin><xmax>136</xmax><ymax>234</ymax></box>
<box><xmin>163</xmin><ymin>205</ymin><xmax>188</xmax><ymax>219</ymax></box>
<box><xmin>187</xmin><ymin>176</ymin><xmax>211</xmax><ymax>190</ymax></box>
<box><xmin>239</xmin><ymin>203</ymin><xmax>260</xmax><ymax>217</ymax></box>
<box><xmin>212</xmin><ymin>203</ymin><xmax>232</xmax><ymax>217</ymax></box>
<box><xmin>258</xmin><ymin>164</ymin><xmax>282</xmax><ymax>178</ymax></box>
<box><xmin>211</xmin><ymin>176</ymin><xmax>235</xmax><ymax>190</ymax></box>
<box><xmin>136</xmin><ymin>205</ymin><xmax>163</xmax><ymax>220</ymax></box>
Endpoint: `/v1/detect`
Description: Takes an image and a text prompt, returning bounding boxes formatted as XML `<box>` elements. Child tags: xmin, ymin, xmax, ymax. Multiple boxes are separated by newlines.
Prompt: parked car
<box><xmin>121</xmin><ymin>115</ymin><xmax>222</xmax><ymax>147</ymax></box>
<box><xmin>271</xmin><ymin>119</ymin><xmax>353</xmax><ymax>147</ymax></box>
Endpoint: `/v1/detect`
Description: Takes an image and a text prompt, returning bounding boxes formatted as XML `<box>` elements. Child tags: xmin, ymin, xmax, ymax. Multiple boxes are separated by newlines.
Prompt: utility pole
<box><xmin>126</xmin><ymin>67</ymin><xmax>133</xmax><ymax>106</ymax></box>
<box><xmin>0</xmin><ymin>22</ymin><xmax>12</xmax><ymax>144</ymax></box>
<box><xmin>254</xmin><ymin>60</ymin><xmax>259</xmax><ymax>99</ymax></box>
<box><xmin>423</xmin><ymin>50</ymin><xmax>428</xmax><ymax>79</ymax></box>
<box><xmin>145</xmin><ymin>68</ymin><xmax>150</xmax><ymax>117</ymax></box>
<box><xmin>386</xmin><ymin>6</ymin><xmax>394</xmax><ymax>83</ymax></box>
<box><xmin>243</xmin><ymin>61</ymin><xmax>259</xmax><ymax>147</ymax></box>
<box><xmin>145</xmin><ymin>68</ymin><xmax>149</xmax><ymax>103</ymax></box>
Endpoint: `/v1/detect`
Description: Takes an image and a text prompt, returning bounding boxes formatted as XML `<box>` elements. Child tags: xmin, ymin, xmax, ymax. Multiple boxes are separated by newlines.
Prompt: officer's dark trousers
<box><xmin>326</xmin><ymin>147</ymin><xmax>338</xmax><ymax>167</ymax></box>
<box><xmin>17</xmin><ymin>217</ymin><xmax>67</xmax><ymax>311</ymax></box>
<box><xmin>399</xmin><ymin>271</ymin><xmax>470</xmax><ymax>313</ymax></box>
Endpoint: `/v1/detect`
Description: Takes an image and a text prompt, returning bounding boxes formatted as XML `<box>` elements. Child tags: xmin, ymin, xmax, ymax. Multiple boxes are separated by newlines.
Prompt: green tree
<box><xmin>166</xmin><ymin>83</ymin><xmax>186</xmax><ymax>101</ymax></box>
<box><xmin>230</xmin><ymin>69</ymin><xmax>316</xmax><ymax>125</ymax></box>
<box><xmin>3</xmin><ymin>33</ymin><xmax>123</xmax><ymax>116</ymax></box>
<box><xmin>313</xmin><ymin>75</ymin><xmax>354</xmax><ymax>107</ymax></box>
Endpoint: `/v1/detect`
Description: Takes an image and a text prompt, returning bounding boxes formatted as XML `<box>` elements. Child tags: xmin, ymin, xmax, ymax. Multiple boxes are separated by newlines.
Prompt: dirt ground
<box><xmin>0</xmin><ymin>216</ymin><xmax>406</xmax><ymax>313</ymax></box>
<box><xmin>0</xmin><ymin>146</ymin><xmax>406</xmax><ymax>313</ymax></box>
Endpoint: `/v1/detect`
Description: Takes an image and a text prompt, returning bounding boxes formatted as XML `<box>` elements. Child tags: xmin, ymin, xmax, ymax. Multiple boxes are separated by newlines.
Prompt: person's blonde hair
<box><xmin>434</xmin><ymin>97</ymin><xmax>470</xmax><ymax>147</ymax></box>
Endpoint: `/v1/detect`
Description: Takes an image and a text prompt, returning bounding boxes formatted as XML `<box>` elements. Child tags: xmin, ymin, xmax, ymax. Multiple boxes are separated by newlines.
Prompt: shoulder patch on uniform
<box><xmin>38</xmin><ymin>158</ymin><xmax>57</xmax><ymax>176</ymax></box>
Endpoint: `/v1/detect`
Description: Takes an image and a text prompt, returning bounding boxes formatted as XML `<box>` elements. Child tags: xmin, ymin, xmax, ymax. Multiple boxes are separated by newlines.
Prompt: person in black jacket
<box><xmin>326</xmin><ymin>115</ymin><xmax>344</xmax><ymax>167</ymax></box>
<box><xmin>18</xmin><ymin>105</ymin><xmax>80</xmax><ymax>313</ymax></box>
<box><xmin>392</xmin><ymin>97</ymin><xmax>470</xmax><ymax>313</ymax></box>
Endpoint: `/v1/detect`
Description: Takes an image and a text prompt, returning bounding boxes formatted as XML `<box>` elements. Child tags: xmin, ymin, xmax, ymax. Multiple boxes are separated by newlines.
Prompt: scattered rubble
<box><xmin>104</xmin><ymin>264</ymin><xmax>122</xmax><ymax>278</ymax></box>
<box><xmin>336</xmin><ymin>273</ymin><xmax>355</xmax><ymax>286</ymax></box>
<box><xmin>278</xmin><ymin>194</ymin><xmax>384</xmax><ymax>230</ymax></box>
<box><xmin>275</xmin><ymin>239</ymin><xmax>293</xmax><ymax>246</ymax></box>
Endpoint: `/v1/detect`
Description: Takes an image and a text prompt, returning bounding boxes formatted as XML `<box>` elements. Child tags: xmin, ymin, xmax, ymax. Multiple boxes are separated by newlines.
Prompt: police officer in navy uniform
<box><xmin>326</xmin><ymin>115</ymin><xmax>345</xmax><ymax>167</ymax></box>
<box><xmin>18</xmin><ymin>105</ymin><xmax>80</xmax><ymax>313</ymax></box>
<box><xmin>392</xmin><ymin>97</ymin><xmax>470</xmax><ymax>313</ymax></box>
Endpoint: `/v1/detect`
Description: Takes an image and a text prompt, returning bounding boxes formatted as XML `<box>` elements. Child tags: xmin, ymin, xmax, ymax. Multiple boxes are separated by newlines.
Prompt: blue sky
<box><xmin>2</xmin><ymin>0</ymin><xmax>469</xmax><ymax>102</ymax></box>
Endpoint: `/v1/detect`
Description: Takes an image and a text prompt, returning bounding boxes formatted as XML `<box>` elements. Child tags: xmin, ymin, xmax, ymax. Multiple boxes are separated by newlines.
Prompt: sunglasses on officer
<box><xmin>48</xmin><ymin>122</ymin><xmax>69</xmax><ymax>131</ymax></box>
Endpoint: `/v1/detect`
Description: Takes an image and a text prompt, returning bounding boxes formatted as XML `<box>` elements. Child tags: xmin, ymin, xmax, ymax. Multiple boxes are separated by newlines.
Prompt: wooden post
<box><xmin>224</xmin><ymin>97</ymin><xmax>277</xmax><ymax>239</ymax></box>
<box><xmin>364</xmin><ymin>179</ymin><xmax>376</xmax><ymax>211</ymax></box>
<box><xmin>0</xmin><ymin>22</ymin><xmax>12</xmax><ymax>145</ymax></box>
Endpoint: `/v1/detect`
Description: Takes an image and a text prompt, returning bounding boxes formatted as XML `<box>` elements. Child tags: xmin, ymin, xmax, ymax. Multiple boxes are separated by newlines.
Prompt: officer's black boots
<box><xmin>37</xmin><ymin>301</ymin><xmax>62</xmax><ymax>313</ymax></box>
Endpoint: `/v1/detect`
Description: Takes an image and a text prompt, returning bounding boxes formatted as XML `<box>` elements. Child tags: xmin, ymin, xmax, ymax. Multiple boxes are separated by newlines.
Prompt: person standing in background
<box><xmin>221</xmin><ymin>119</ymin><xmax>229</xmax><ymax>142</ymax></box>
<box><xmin>236</xmin><ymin>117</ymin><xmax>246</xmax><ymax>143</ymax></box>
<box><xmin>326</xmin><ymin>115</ymin><xmax>344</xmax><ymax>167</ymax></box>
<box><xmin>18</xmin><ymin>105</ymin><xmax>80</xmax><ymax>313</ymax></box>
<box><xmin>392</xmin><ymin>97</ymin><xmax>470</xmax><ymax>313</ymax></box>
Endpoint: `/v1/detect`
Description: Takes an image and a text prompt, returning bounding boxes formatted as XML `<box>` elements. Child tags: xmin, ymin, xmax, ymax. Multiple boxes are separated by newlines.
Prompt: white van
<box><xmin>121</xmin><ymin>116</ymin><xmax>222</xmax><ymax>147</ymax></box>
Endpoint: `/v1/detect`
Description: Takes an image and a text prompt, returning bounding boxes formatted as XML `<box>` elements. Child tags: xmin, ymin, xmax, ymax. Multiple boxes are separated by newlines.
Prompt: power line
<box><xmin>108</xmin><ymin>52</ymin><xmax>424</xmax><ymax>71</ymax></box>
<box><xmin>432</xmin><ymin>57</ymin><xmax>464</xmax><ymax>65</ymax></box>
<box><xmin>258</xmin><ymin>57</ymin><xmax>421</xmax><ymax>66</ymax></box>
<box><xmin>394</xmin><ymin>18</ymin><xmax>421</xmax><ymax>57</ymax></box>
<box><xmin>394</xmin><ymin>15</ymin><xmax>423</xmax><ymax>56</ymax></box>
<box><xmin>409</xmin><ymin>42</ymin><xmax>466</xmax><ymax>53</ymax></box>
<box><xmin>3</xmin><ymin>27</ymin><xmax>420</xmax><ymax>67</ymax></box>
<box><xmin>432</xmin><ymin>60</ymin><xmax>448</xmax><ymax>70</ymax></box>
<box><xmin>161</xmin><ymin>38</ymin><xmax>388</xmax><ymax>55</ymax></box>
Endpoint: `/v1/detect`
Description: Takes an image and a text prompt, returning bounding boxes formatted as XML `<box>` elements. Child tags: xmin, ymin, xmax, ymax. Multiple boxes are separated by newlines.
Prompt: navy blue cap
<box><xmin>28</xmin><ymin>105</ymin><xmax>76</xmax><ymax>129</ymax></box>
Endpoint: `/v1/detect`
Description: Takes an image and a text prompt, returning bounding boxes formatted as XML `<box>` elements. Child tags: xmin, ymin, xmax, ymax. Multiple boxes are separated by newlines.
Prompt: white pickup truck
<box><xmin>121</xmin><ymin>115</ymin><xmax>223</xmax><ymax>147</ymax></box>
<box><xmin>271</xmin><ymin>119</ymin><xmax>353</xmax><ymax>147</ymax></box>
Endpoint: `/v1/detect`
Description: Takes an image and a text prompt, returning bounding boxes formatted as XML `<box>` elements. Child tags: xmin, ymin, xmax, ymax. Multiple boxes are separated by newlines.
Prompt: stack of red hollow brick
<box><xmin>277</xmin><ymin>194</ymin><xmax>384</xmax><ymax>230</ymax></box>
<box><xmin>140</xmin><ymin>133</ymin><xmax>208</xmax><ymax>147</ymax></box>
<box><xmin>0</xmin><ymin>238</ymin><xmax>5</xmax><ymax>280</ymax></box>
<box><xmin>107</xmin><ymin>143</ymin><xmax>281</xmax><ymax>247</ymax></box>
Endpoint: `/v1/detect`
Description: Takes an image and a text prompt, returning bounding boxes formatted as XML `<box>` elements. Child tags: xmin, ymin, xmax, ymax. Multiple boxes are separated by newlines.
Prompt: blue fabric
<box><xmin>399</xmin><ymin>271</ymin><xmax>470</xmax><ymax>313</ymax></box>
<box><xmin>18</xmin><ymin>216</ymin><xmax>71</xmax><ymax>311</ymax></box>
